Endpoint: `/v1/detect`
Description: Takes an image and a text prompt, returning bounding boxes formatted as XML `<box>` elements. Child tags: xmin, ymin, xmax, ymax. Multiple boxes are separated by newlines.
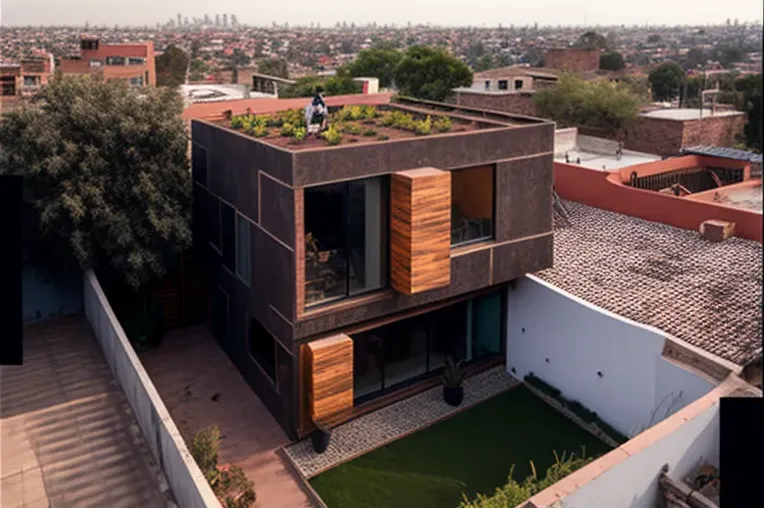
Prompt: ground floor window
<box><xmin>351</xmin><ymin>291</ymin><xmax>504</xmax><ymax>404</ymax></box>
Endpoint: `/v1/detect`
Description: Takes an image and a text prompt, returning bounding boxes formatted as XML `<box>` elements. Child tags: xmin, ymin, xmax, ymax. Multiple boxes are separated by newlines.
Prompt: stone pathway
<box><xmin>285</xmin><ymin>366</ymin><xmax>519</xmax><ymax>478</ymax></box>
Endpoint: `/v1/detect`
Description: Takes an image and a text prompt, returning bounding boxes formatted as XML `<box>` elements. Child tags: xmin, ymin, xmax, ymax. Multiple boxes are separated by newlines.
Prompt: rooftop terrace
<box><xmin>212</xmin><ymin>102</ymin><xmax>519</xmax><ymax>151</ymax></box>
<box><xmin>540</xmin><ymin>201</ymin><xmax>762</xmax><ymax>368</ymax></box>
<box><xmin>641</xmin><ymin>108</ymin><xmax>745</xmax><ymax>121</ymax></box>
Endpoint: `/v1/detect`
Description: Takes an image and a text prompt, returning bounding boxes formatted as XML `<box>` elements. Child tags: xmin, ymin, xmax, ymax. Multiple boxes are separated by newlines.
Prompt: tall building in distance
<box><xmin>177</xmin><ymin>13</ymin><xmax>182</xmax><ymax>28</ymax></box>
<box><xmin>215</xmin><ymin>14</ymin><xmax>220</xmax><ymax>26</ymax></box>
<box><xmin>231</xmin><ymin>14</ymin><xmax>238</xmax><ymax>27</ymax></box>
<box><xmin>223</xmin><ymin>14</ymin><xmax>228</xmax><ymax>28</ymax></box>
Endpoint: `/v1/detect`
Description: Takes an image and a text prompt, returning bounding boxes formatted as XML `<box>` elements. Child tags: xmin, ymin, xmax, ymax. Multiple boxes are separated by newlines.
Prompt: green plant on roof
<box><xmin>433</xmin><ymin>116</ymin><xmax>453</xmax><ymax>133</ymax></box>
<box><xmin>363</xmin><ymin>129</ymin><xmax>377</xmax><ymax>137</ymax></box>
<box><xmin>280</xmin><ymin>122</ymin><xmax>295</xmax><ymax>137</ymax></box>
<box><xmin>379</xmin><ymin>111</ymin><xmax>397</xmax><ymax>127</ymax></box>
<box><xmin>321</xmin><ymin>125</ymin><xmax>342</xmax><ymax>145</ymax></box>
<box><xmin>278</xmin><ymin>108</ymin><xmax>304</xmax><ymax>128</ymax></box>
<box><xmin>344</xmin><ymin>122</ymin><xmax>362</xmax><ymax>135</ymax></box>
<box><xmin>230</xmin><ymin>115</ymin><xmax>245</xmax><ymax>129</ymax></box>
<box><xmin>292</xmin><ymin>127</ymin><xmax>307</xmax><ymax>143</ymax></box>
<box><xmin>265</xmin><ymin>115</ymin><xmax>282</xmax><ymax>128</ymax></box>
<box><xmin>251</xmin><ymin>124</ymin><xmax>269</xmax><ymax>138</ymax></box>
<box><xmin>414</xmin><ymin>116</ymin><xmax>433</xmax><ymax>135</ymax></box>
<box><xmin>361</xmin><ymin>105</ymin><xmax>378</xmax><ymax>120</ymax></box>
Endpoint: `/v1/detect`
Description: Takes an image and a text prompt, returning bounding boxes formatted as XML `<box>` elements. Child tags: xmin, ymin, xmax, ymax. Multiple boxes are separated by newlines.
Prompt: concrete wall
<box><xmin>23</xmin><ymin>266</ymin><xmax>83</xmax><ymax>324</ymax></box>
<box><xmin>554</xmin><ymin>128</ymin><xmax>577</xmax><ymax>156</ymax></box>
<box><xmin>83</xmin><ymin>270</ymin><xmax>221</xmax><ymax>508</ymax></box>
<box><xmin>454</xmin><ymin>90</ymin><xmax>538</xmax><ymax>117</ymax></box>
<box><xmin>578</xmin><ymin>134</ymin><xmax>620</xmax><ymax>155</ymax></box>
<box><xmin>506</xmin><ymin>276</ymin><xmax>717</xmax><ymax>437</ymax></box>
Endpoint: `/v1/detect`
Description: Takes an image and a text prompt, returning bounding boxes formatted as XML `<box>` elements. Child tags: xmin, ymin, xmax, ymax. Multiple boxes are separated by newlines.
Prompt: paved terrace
<box><xmin>540</xmin><ymin>201</ymin><xmax>763</xmax><ymax>368</ymax></box>
<box><xmin>138</xmin><ymin>326</ymin><xmax>311</xmax><ymax>508</ymax></box>
<box><xmin>0</xmin><ymin>316</ymin><xmax>173</xmax><ymax>508</ymax></box>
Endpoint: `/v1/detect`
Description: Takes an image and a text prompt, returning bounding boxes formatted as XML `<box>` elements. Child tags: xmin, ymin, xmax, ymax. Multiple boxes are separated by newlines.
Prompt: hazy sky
<box><xmin>1</xmin><ymin>0</ymin><xmax>762</xmax><ymax>27</ymax></box>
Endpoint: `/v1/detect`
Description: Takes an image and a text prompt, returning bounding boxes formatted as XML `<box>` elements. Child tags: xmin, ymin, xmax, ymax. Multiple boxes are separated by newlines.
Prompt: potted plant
<box><xmin>442</xmin><ymin>357</ymin><xmax>465</xmax><ymax>407</ymax></box>
<box><xmin>311</xmin><ymin>424</ymin><xmax>331</xmax><ymax>454</ymax></box>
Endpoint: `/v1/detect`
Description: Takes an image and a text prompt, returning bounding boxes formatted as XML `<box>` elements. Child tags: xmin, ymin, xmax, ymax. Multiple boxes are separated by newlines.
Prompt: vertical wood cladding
<box><xmin>305</xmin><ymin>334</ymin><xmax>354</xmax><ymax>427</ymax></box>
<box><xmin>294</xmin><ymin>188</ymin><xmax>305</xmax><ymax>321</ymax></box>
<box><xmin>390</xmin><ymin>168</ymin><xmax>452</xmax><ymax>295</ymax></box>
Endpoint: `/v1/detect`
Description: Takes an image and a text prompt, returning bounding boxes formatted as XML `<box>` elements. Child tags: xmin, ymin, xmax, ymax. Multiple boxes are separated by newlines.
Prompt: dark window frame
<box><xmin>247</xmin><ymin>316</ymin><xmax>278</xmax><ymax>387</ymax></box>
<box><xmin>304</xmin><ymin>176</ymin><xmax>390</xmax><ymax>309</ymax></box>
<box><xmin>514</xmin><ymin>79</ymin><xmax>524</xmax><ymax>90</ymax></box>
<box><xmin>105</xmin><ymin>56</ymin><xmax>126</xmax><ymax>66</ymax></box>
<box><xmin>235</xmin><ymin>212</ymin><xmax>252</xmax><ymax>287</ymax></box>
<box><xmin>498</xmin><ymin>80</ymin><xmax>509</xmax><ymax>90</ymax></box>
<box><xmin>450</xmin><ymin>165</ymin><xmax>496</xmax><ymax>248</ymax></box>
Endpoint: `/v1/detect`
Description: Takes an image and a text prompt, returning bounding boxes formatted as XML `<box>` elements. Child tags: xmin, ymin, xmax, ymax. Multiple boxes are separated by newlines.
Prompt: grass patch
<box><xmin>310</xmin><ymin>385</ymin><xmax>611</xmax><ymax>508</ymax></box>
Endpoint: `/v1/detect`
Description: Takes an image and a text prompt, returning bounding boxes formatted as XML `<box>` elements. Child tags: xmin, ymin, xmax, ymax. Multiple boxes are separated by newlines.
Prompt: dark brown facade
<box><xmin>191</xmin><ymin>100</ymin><xmax>555</xmax><ymax>439</ymax></box>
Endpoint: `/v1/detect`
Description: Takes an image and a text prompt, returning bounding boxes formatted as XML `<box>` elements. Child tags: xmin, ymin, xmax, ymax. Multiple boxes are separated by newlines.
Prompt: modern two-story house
<box><xmin>190</xmin><ymin>98</ymin><xmax>555</xmax><ymax>440</ymax></box>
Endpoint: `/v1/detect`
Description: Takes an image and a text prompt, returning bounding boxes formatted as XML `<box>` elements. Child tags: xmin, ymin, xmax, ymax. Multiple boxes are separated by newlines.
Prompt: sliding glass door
<box><xmin>351</xmin><ymin>291</ymin><xmax>504</xmax><ymax>404</ymax></box>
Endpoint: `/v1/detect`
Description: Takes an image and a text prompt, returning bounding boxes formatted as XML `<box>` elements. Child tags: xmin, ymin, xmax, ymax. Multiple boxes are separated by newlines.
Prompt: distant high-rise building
<box><xmin>184</xmin><ymin>17</ymin><xmax>189</xmax><ymax>26</ymax></box>
<box><xmin>204</xmin><ymin>14</ymin><xmax>210</xmax><ymax>25</ymax></box>
<box><xmin>177</xmin><ymin>14</ymin><xmax>182</xmax><ymax>27</ymax></box>
<box><xmin>215</xmin><ymin>14</ymin><xmax>220</xmax><ymax>26</ymax></box>
<box><xmin>231</xmin><ymin>14</ymin><xmax>238</xmax><ymax>27</ymax></box>
<box><xmin>223</xmin><ymin>14</ymin><xmax>228</xmax><ymax>27</ymax></box>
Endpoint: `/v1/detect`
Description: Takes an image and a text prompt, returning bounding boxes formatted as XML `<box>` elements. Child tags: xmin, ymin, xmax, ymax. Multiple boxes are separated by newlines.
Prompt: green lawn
<box><xmin>310</xmin><ymin>385</ymin><xmax>612</xmax><ymax>508</ymax></box>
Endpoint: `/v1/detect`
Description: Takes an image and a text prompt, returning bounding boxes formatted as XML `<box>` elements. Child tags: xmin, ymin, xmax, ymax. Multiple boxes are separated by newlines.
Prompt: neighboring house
<box><xmin>58</xmin><ymin>35</ymin><xmax>156</xmax><ymax>87</ymax></box>
<box><xmin>190</xmin><ymin>98</ymin><xmax>555</xmax><ymax>440</ymax></box>
<box><xmin>0</xmin><ymin>54</ymin><xmax>54</xmax><ymax>98</ymax></box>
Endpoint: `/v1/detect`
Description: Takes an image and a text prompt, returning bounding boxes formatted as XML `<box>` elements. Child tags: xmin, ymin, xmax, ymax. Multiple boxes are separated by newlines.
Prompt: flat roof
<box><xmin>538</xmin><ymin>201</ymin><xmax>762</xmax><ymax>368</ymax></box>
<box><xmin>556</xmin><ymin>150</ymin><xmax>661</xmax><ymax>171</ymax></box>
<box><xmin>716</xmin><ymin>186</ymin><xmax>763</xmax><ymax>213</ymax></box>
<box><xmin>642</xmin><ymin>108</ymin><xmax>745</xmax><ymax>121</ymax></box>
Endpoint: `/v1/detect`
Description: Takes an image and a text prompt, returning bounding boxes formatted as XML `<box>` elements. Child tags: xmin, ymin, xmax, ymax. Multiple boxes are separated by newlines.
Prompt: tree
<box><xmin>227</xmin><ymin>49</ymin><xmax>250</xmax><ymax>84</ymax></box>
<box><xmin>345</xmin><ymin>48</ymin><xmax>403</xmax><ymax>88</ymax></box>
<box><xmin>575</xmin><ymin>31</ymin><xmax>608</xmax><ymax>51</ymax></box>
<box><xmin>394</xmin><ymin>45</ymin><xmax>473</xmax><ymax>102</ymax></box>
<box><xmin>533</xmin><ymin>74</ymin><xmax>642</xmax><ymax>135</ymax></box>
<box><xmin>155</xmin><ymin>45</ymin><xmax>189</xmax><ymax>87</ymax></box>
<box><xmin>279</xmin><ymin>70</ymin><xmax>361</xmax><ymax>99</ymax></box>
<box><xmin>0</xmin><ymin>75</ymin><xmax>191</xmax><ymax>290</ymax></box>
<box><xmin>599</xmin><ymin>52</ymin><xmax>625</xmax><ymax>71</ymax></box>
<box><xmin>474</xmin><ymin>54</ymin><xmax>494</xmax><ymax>72</ymax></box>
<box><xmin>735</xmin><ymin>73</ymin><xmax>762</xmax><ymax>151</ymax></box>
<box><xmin>257</xmin><ymin>58</ymin><xmax>289</xmax><ymax>79</ymax></box>
<box><xmin>188</xmin><ymin>58</ymin><xmax>210</xmax><ymax>82</ymax></box>
<box><xmin>648</xmin><ymin>62</ymin><xmax>686</xmax><ymax>101</ymax></box>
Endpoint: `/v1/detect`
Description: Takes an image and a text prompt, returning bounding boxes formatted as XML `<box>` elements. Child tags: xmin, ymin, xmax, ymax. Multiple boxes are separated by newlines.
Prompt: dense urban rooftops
<box><xmin>540</xmin><ymin>201</ymin><xmax>762</xmax><ymax>368</ymax></box>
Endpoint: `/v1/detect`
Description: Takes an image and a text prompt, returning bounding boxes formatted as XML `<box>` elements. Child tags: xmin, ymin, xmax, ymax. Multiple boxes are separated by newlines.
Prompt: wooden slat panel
<box><xmin>390</xmin><ymin>167</ymin><xmax>452</xmax><ymax>295</ymax></box>
<box><xmin>306</xmin><ymin>334</ymin><xmax>354</xmax><ymax>428</ymax></box>
<box><xmin>294</xmin><ymin>187</ymin><xmax>305</xmax><ymax>320</ymax></box>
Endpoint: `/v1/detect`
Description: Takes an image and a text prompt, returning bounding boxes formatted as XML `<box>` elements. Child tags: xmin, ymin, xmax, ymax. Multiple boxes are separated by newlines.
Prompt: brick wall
<box><xmin>454</xmin><ymin>90</ymin><xmax>537</xmax><ymax>117</ymax></box>
<box><xmin>623</xmin><ymin>114</ymin><xmax>746</xmax><ymax>157</ymax></box>
<box><xmin>544</xmin><ymin>48</ymin><xmax>600</xmax><ymax>72</ymax></box>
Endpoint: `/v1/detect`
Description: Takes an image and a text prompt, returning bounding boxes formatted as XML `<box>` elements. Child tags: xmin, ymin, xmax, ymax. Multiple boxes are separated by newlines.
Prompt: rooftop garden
<box><xmin>221</xmin><ymin>105</ymin><xmax>481</xmax><ymax>149</ymax></box>
<box><xmin>309</xmin><ymin>386</ymin><xmax>613</xmax><ymax>508</ymax></box>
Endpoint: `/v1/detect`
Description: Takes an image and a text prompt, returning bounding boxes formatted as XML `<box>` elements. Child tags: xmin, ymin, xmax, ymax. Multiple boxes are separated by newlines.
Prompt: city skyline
<box><xmin>1</xmin><ymin>0</ymin><xmax>762</xmax><ymax>28</ymax></box>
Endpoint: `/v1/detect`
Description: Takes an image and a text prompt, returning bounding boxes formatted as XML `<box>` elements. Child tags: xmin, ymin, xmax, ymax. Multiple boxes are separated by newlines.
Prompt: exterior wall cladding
<box><xmin>191</xmin><ymin>102</ymin><xmax>555</xmax><ymax>440</ymax></box>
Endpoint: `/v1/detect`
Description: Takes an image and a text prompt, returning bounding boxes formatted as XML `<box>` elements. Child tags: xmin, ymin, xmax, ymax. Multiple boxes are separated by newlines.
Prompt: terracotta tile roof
<box><xmin>182</xmin><ymin>92</ymin><xmax>394</xmax><ymax>122</ymax></box>
<box><xmin>538</xmin><ymin>201</ymin><xmax>762</xmax><ymax>367</ymax></box>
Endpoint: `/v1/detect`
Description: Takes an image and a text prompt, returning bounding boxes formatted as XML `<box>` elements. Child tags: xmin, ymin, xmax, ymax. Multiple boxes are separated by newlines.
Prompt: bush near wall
<box><xmin>460</xmin><ymin>453</ymin><xmax>593</xmax><ymax>508</ymax></box>
<box><xmin>525</xmin><ymin>373</ymin><xmax>628</xmax><ymax>444</ymax></box>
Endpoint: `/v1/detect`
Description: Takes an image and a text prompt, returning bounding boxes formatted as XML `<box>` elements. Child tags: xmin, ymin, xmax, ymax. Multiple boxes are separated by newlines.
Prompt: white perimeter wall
<box><xmin>555</xmin><ymin>400</ymin><xmax>719</xmax><ymax>508</ymax></box>
<box><xmin>506</xmin><ymin>276</ymin><xmax>717</xmax><ymax>437</ymax></box>
<box><xmin>83</xmin><ymin>271</ymin><xmax>221</xmax><ymax>508</ymax></box>
<box><xmin>554</xmin><ymin>128</ymin><xmax>578</xmax><ymax>156</ymax></box>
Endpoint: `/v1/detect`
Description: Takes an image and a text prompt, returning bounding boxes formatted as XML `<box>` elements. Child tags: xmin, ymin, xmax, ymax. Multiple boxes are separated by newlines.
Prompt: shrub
<box><xmin>250</xmin><ymin>124</ymin><xmax>269</xmax><ymax>138</ymax></box>
<box><xmin>190</xmin><ymin>426</ymin><xmax>256</xmax><ymax>508</ymax></box>
<box><xmin>322</xmin><ymin>126</ymin><xmax>342</xmax><ymax>145</ymax></box>
<box><xmin>280</xmin><ymin>122</ymin><xmax>295</xmax><ymax>137</ymax></box>
<box><xmin>361</xmin><ymin>105</ymin><xmax>378</xmax><ymax>119</ymax></box>
<box><xmin>413</xmin><ymin>116</ymin><xmax>433</xmax><ymax>135</ymax></box>
<box><xmin>363</xmin><ymin>129</ymin><xmax>377</xmax><ymax>137</ymax></box>
<box><xmin>279</xmin><ymin>108</ymin><xmax>304</xmax><ymax>127</ymax></box>
<box><xmin>230</xmin><ymin>116</ymin><xmax>245</xmax><ymax>129</ymax></box>
<box><xmin>335</xmin><ymin>106</ymin><xmax>356</xmax><ymax>122</ymax></box>
<box><xmin>460</xmin><ymin>452</ymin><xmax>593</xmax><ymax>508</ymax></box>
<box><xmin>293</xmin><ymin>127</ymin><xmax>307</xmax><ymax>142</ymax></box>
<box><xmin>344</xmin><ymin>123</ymin><xmax>362</xmax><ymax>135</ymax></box>
<box><xmin>265</xmin><ymin>115</ymin><xmax>283</xmax><ymax>128</ymax></box>
<box><xmin>433</xmin><ymin>116</ymin><xmax>453</xmax><ymax>132</ymax></box>
<box><xmin>377</xmin><ymin>134</ymin><xmax>390</xmax><ymax>141</ymax></box>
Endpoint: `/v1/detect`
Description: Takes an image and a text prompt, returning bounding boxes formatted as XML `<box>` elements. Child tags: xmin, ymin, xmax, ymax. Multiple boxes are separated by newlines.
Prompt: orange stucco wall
<box><xmin>59</xmin><ymin>41</ymin><xmax>156</xmax><ymax>86</ymax></box>
<box><xmin>555</xmin><ymin>161</ymin><xmax>763</xmax><ymax>243</ymax></box>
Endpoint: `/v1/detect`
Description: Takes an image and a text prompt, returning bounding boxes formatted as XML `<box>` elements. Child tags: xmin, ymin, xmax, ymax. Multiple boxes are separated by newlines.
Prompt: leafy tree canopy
<box><xmin>155</xmin><ymin>45</ymin><xmax>189</xmax><ymax>88</ymax></box>
<box><xmin>575</xmin><ymin>31</ymin><xmax>609</xmax><ymax>51</ymax></box>
<box><xmin>257</xmin><ymin>58</ymin><xmax>289</xmax><ymax>79</ymax></box>
<box><xmin>599</xmin><ymin>52</ymin><xmax>625</xmax><ymax>71</ymax></box>
<box><xmin>533</xmin><ymin>74</ymin><xmax>642</xmax><ymax>134</ymax></box>
<box><xmin>0</xmin><ymin>75</ymin><xmax>192</xmax><ymax>290</ymax></box>
<box><xmin>345</xmin><ymin>48</ymin><xmax>403</xmax><ymax>88</ymax></box>
<box><xmin>279</xmin><ymin>69</ymin><xmax>361</xmax><ymax>98</ymax></box>
<box><xmin>394</xmin><ymin>45</ymin><xmax>473</xmax><ymax>102</ymax></box>
<box><xmin>648</xmin><ymin>62</ymin><xmax>686</xmax><ymax>101</ymax></box>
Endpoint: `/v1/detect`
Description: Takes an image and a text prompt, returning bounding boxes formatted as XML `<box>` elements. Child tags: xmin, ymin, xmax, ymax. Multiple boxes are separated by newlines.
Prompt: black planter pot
<box><xmin>311</xmin><ymin>427</ymin><xmax>331</xmax><ymax>454</ymax></box>
<box><xmin>443</xmin><ymin>385</ymin><xmax>464</xmax><ymax>407</ymax></box>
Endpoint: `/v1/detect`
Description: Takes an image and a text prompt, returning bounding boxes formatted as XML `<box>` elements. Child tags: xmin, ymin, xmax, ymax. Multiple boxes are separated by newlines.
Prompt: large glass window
<box><xmin>304</xmin><ymin>177</ymin><xmax>388</xmax><ymax>307</ymax></box>
<box><xmin>249</xmin><ymin>318</ymin><xmax>277</xmax><ymax>382</ymax></box>
<box><xmin>236</xmin><ymin>213</ymin><xmax>252</xmax><ymax>286</ymax></box>
<box><xmin>128</xmin><ymin>57</ymin><xmax>145</xmax><ymax>66</ymax></box>
<box><xmin>351</xmin><ymin>292</ymin><xmax>504</xmax><ymax>404</ymax></box>
<box><xmin>451</xmin><ymin>166</ymin><xmax>494</xmax><ymax>246</ymax></box>
<box><xmin>105</xmin><ymin>56</ymin><xmax>125</xmax><ymax>65</ymax></box>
